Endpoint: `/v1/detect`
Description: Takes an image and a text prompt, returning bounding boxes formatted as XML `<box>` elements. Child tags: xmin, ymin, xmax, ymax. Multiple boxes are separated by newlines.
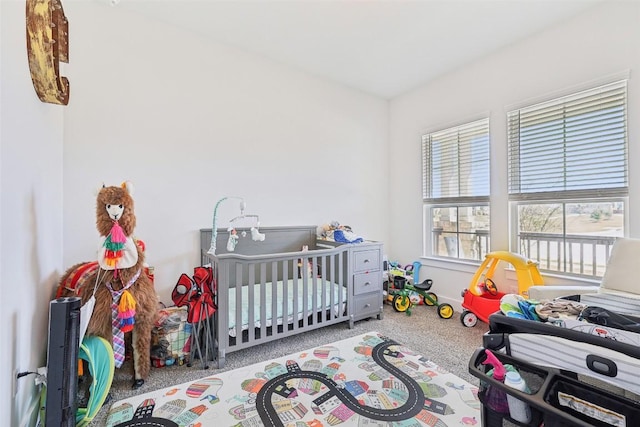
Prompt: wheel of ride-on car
<box><xmin>423</xmin><ymin>292</ymin><xmax>437</xmax><ymax>306</ymax></box>
<box><xmin>438</xmin><ymin>303</ymin><xmax>454</xmax><ymax>319</ymax></box>
<box><xmin>460</xmin><ymin>310</ymin><xmax>478</xmax><ymax>327</ymax></box>
<box><xmin>392</xmin><ymin>294</ymin><xmax>411</xmax><ymax>312</ymax></box>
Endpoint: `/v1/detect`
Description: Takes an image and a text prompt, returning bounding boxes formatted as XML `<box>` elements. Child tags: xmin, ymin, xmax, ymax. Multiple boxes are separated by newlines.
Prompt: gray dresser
<box><xmin>318</xmin><ymin>240</ymin><xmax>384</xmax><ymax>324</ymax></box>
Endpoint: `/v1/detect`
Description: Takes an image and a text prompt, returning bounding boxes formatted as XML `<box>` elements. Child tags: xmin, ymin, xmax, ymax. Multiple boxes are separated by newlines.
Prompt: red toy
<box><xmin>460</xmin><ymin>251</ymin><xmax>543</xmax><ymax>327</ymax></box>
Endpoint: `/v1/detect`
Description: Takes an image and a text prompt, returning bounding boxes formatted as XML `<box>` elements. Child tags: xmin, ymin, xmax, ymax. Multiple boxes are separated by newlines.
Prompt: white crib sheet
<box><xmin>227</xmin><ymin>279</ymin><xmax>347</xmax><ymax>337</ymax></box>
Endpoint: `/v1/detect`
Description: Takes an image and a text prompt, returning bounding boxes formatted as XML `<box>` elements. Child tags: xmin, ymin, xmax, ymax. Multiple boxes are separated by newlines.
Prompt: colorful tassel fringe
<box><xmin>110</xmin><ymin>221</ymin><xmax>127</xmax><ymax>243</ymax></box>
<box><xmin>103</xmin><ymin>221</ymin><xmax>127</xmax><ymax>268</ymax></box>
<box><xmin>118</xmin><ymin>289</ymin><xmax>136</xmax><ymax>333</ymax></box>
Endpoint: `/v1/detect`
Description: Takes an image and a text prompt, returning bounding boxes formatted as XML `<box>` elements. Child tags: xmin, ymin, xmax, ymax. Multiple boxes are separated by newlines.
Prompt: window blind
<box><xmin>422</xmin><ymin>118</ymin><xmax>490</xmax><ymax>204</ymax></box>
<box><xmin>508</xmin><ymin>80</ymin><xmax>628</xmax><ymax>201</ymax></box>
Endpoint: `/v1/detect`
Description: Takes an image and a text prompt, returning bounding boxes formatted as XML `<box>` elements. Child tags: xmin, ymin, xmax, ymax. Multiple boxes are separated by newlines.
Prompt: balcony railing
<box><xmin>432</xmin><ymin>228</ymin><xmax>490</xmax><ymax>261</ymax></box>
<box><xmin>432</xmin><ymin>229</ymin><xmax>616</xmax><ymax>278</ymax></box>
<box><xmin>518</xmin><ymin>232</ymin><xmax>616</xmax><ymax>278</ymax></box>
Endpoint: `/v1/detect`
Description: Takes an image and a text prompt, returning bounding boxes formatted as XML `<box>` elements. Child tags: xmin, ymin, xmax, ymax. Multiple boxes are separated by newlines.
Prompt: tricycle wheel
<box><xmin>392</xmin><ymin>294</ymin><xmax>411</xmax><ymax>312</ymax></box>
<box><xmin>423</xmin><ymin>292</ymin><xmax>437</xmax><ymax>306</ymax></box>
<box><xmin>438</xmin><ymin>303</ymin><xmax>454</xmax><ymax>319</ymax></box>
<box><xmin>460</xmin><ymin>310</ymin><xmax>478</xmax><ymax>327</ymax></box>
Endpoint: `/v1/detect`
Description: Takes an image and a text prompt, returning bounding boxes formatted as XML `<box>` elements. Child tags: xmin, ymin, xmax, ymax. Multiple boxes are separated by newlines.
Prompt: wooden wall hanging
<box><xmin>26</xmin><ymin>0</ymin><xmax>69</xmax><ymax>105</ymax></box>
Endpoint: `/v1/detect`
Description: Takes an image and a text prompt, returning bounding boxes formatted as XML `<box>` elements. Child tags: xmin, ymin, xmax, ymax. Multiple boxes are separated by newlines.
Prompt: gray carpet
<box><xmin>90</xmin><ymin>304</ymin><xmax>489</xmax><ymax>425</ymax></box>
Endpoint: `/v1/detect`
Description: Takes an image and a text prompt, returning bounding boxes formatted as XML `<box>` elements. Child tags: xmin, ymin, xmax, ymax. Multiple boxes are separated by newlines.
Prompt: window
<box><xmin>422</xmin><ymin>118</ymin><xmax>490</xmax><ymax>260</ymax></box>
<box><xmin>508</xmin><ymin>80</ymin><xmax>628</xmax><ymax>277</ymax></box>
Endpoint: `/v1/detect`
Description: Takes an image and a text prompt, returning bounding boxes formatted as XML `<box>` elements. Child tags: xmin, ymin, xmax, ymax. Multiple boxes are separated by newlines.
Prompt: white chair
<box><xmin>528</xmin><ymin>237</ymin><xmax>640</xmax><ymax>314</ymax></box>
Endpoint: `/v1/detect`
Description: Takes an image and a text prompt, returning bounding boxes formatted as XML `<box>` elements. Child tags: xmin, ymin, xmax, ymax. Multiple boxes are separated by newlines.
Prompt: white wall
<box><xmin>1</xmin><ymin>0</ymin><xmax>65</xmax><ymax>425</ymax></box>
<box><xmin>388</xmin><ymin>1</ymin><xmax>640</xmax><ymax>310</ymax></box>
<box><xmin>62</xmin><ymin>2</ymin><xmax>389</xmax><ymax>304</ymax></box>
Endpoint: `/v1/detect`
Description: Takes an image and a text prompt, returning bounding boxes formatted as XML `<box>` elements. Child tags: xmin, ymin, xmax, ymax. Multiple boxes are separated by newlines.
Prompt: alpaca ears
<box><xmin>94</xmin><ymin>181</ymin><xmax>134</xmax><ymax>196</ymax></box>
<box><xmin>121</xmin><ymin>181</ymin><xmax>134</xmax><ymax>196</ymax></box>
<box><xmin>95</xmin><ymin>183</ymin><xmax>105</xmax><ymax>196</ymax></box>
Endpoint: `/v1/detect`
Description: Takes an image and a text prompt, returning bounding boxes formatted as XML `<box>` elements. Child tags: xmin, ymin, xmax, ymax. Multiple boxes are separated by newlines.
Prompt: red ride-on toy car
<box><xmin>460</xmin><ymin>251</ymin><xmax>543</xmax><ymax>327</ymax></box>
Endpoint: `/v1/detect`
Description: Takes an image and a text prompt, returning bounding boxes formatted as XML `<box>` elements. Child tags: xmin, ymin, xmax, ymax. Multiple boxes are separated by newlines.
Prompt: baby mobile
<box><xmin>208</xmin><ymin>196</ymin><xmax>266</xmax><ymax>255</ymax></box>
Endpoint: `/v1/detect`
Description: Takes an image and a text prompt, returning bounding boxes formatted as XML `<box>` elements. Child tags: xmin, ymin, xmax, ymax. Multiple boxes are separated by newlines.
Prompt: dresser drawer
<box><xmin>353</xmin><ymin>272</ymin><xmax>380</xmax><ymax>295</ymax></box>
<box><xmin>353</xmin><ymin>249</ymin><xmax>380</xmax><ymax>273</ymax></box>
<box><xmin>353</xmin><ymin>293</ymin><xmax>382</xmax><ymax>316</ymax></box>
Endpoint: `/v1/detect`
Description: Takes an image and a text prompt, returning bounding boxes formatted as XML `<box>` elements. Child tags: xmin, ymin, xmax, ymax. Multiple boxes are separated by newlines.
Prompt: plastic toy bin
<box><xmin>469</xmin><ymin>348</ymin><xmax>640</xmax><ymax>427</ymax></box>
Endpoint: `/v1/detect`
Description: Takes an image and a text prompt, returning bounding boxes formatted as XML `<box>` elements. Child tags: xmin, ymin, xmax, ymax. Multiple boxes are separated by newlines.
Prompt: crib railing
<box><xmin>203</xmin><ymin>245</ymin><xmax>351</xmax><ymax>368</ymax></box>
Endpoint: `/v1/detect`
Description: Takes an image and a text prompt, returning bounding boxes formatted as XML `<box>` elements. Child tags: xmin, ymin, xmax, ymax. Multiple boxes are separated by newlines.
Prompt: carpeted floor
<box><xmin>90</xmin><ymin>304</ymin><xmax>489</xmax><ymax>425</ymax></box>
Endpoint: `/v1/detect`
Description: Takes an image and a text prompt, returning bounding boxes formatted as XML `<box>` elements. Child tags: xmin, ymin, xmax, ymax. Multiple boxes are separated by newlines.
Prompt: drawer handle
<box><xmin>364</xmin><ymin>282</ymin><xmax>371</xmax><ymax>286</ymax></box>
<box><xmin>364</xmin><ymin>303</ymin><xmax>371</xmax><ymax>308</ymax></box>
<box><xmin>363</xmin><ymin>259</ymin><xmax>370</xmax><ymax>263</ymax></box>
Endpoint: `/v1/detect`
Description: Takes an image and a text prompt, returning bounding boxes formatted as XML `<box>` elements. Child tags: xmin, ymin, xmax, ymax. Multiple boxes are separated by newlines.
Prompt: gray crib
<box><xmin>200</xmin><ymin>225</ymin><xmax>383</xmax><ymax>368</ymax></box>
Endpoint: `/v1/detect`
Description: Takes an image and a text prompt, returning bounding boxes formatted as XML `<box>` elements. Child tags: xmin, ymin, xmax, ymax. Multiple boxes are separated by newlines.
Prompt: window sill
<box><xmin>418</xmin><ymin>256</ymin><xmax>600</xmax><ymax>293</ymax></box>
<box><xmin>505</xmin><ymin>267</ymin><xmax>600</xmax><ymax>286</ymax></box>
<box><xmin>420</xmin><ymin>256</ymin><xmax>481</xmax><ymax>274</ymax></box>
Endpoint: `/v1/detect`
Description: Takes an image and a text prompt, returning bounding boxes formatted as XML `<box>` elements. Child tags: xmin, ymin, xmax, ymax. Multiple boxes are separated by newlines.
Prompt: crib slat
<box><xmin>282</xmin><ymin>259</ymin><xmax>290</xmax><ymax>334</ymax></box>
<box><xmin>293</xmin><ymin>265</ymin><xmax>300</xmax><ymax>333</ymax></box>
<box><xmin>338</xmin><ymin>251</ymin><xmax>344</xmax><ymax>314</ymax></box>
<box><xmin>245</xmin><ymin>263</ymin><xmax>253</xmax><ymax>346</ymax></box>
<box><xmin>320</xmin><ymin>256</ymin><xmax>327</xmax><ymax>322</ymax></box>
<box><xmin>328</xmin><ymin>253</ymin><xmax>335</xmax><ymax>319</ymax></box>
<box><xmin>313</xmin><ymin>256</ymin><xmax>320</xmax><ymax>324</ymax></box>
<box><xmin>270</xmin><ymin>260</ymin><xmax>278</xmax><ymax>337</ymax></box>
<box><xmin>235</xmin><ymin>263</ymin><xmax>244</xmax><ymax>347</ymax></box>
<box><xmin>259</xmin><ymin>262</ymin><xmax>267</xmax><ymax>342</ymax></box>
<box><xmin>302</xmin><ymin>263</ymin><xmax>309</xmax><ymax>328</ymax></box>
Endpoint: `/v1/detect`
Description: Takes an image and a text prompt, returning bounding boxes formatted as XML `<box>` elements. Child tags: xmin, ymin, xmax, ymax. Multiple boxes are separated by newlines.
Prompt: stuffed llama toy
<box><xmin>59</xmin><ymin>182</ymin><xmax>157</xmax><ymax>388</ymax></box>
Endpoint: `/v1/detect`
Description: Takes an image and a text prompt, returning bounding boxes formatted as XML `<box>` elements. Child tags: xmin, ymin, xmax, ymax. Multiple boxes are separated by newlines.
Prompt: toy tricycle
<box><xmin>460</xmin><ymin>251</ymin><xmax>543</xmax><ymax>327</ymax></box>
<box><xmin>389</xmin><ymin>261</ymin><xmax>454</xmax><ymax>319</ymax></box>
<box><xmin>392</xmin><ymin>279</ymin><xmax>455</xmax><ymax>319</ymax></box>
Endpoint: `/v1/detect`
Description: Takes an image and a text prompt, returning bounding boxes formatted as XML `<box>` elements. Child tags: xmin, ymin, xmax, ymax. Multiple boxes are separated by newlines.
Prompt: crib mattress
<box><xmin>226</xmin><ymin>279</ymin><xmax>347</xmax><ymax>337</ymax></box>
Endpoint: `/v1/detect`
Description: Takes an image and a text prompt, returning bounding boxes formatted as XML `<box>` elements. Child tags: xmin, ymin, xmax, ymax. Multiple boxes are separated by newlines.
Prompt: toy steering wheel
<box><xmin>484</xmin><ymin>278</ymin><xmax>498</xmax><ymax>296</ymax></box>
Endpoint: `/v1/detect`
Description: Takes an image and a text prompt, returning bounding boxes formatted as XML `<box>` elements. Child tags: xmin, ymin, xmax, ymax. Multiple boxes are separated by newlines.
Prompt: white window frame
<box><xmin>422</xmin><ymin>118</ymin><xmax>490</xmax><ymax>261</ymax></box>
<box><xmin>508</xmin><ymin>80</ymin><xmax>628</xmax><ymax>278</ymax></box>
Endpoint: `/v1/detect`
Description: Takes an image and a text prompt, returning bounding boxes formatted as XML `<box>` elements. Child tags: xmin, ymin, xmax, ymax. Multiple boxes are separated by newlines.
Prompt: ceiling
<box><xmin>116</xmin><ymin>0</ymin><xmax>602</xmax><ymax>99</ymax></box>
